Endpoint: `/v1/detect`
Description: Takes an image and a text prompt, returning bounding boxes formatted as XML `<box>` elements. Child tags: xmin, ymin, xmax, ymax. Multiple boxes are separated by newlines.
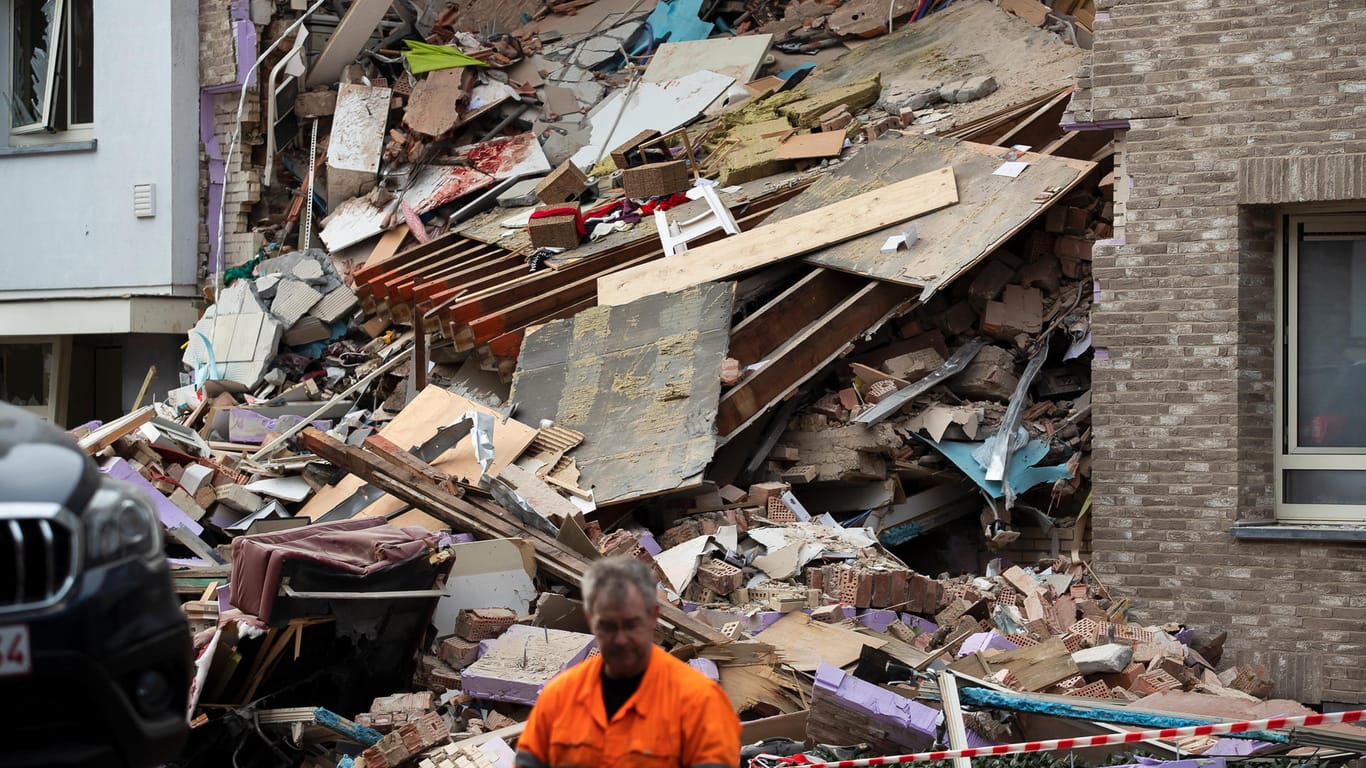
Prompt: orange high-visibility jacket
<box><xmin>516</xmin><ymin>645</ymin><xmax>740</xmax><ymax>768</ymax></box>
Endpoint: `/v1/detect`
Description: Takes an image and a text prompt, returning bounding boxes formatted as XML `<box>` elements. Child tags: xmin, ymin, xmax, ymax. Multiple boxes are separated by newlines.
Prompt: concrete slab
<box><xmin>460</xmin><ymin>625</ymin><xmax>595</xmax><ymax>704</ymax></box>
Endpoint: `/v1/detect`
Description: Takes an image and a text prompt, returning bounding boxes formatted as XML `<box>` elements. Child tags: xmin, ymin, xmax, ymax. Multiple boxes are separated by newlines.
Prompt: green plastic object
<box><xmin>403</xmin><ymin>40</ymin><xmax>489</xmax><ymax>74</ymax></box>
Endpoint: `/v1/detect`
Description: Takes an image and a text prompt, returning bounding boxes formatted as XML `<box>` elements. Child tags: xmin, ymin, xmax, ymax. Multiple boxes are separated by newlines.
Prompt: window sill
<box><xmin>0</xmin><ymin>139</ymin><xmax>97</xmax><ymax>157</ymax></box>
<box><xmin>1231</xmin><ymin>522</ymin><xmax>1366</xmax><ymax>542</ymax></box>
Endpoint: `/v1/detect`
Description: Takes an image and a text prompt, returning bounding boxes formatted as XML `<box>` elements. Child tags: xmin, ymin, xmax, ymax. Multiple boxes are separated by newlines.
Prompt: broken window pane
<box><xmin>0</xmin><ymin>343</ymin><xmax>52</xmax><ymax>407</ymax></box>
<box><xmin>10</xmin><ymin>0</ymin><xmax>59</xmax><ymax>129</ymax></box>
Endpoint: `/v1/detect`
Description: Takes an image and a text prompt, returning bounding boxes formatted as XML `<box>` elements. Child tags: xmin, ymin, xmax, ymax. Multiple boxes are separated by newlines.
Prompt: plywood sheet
<box><xmin>643</xmin><ymin>35</ymin><xmax>774</xmax><ymax>85</ymax></box>
<box><xmin>597</xmin><ymin>167</ymin><xmax>957</xmax><ymax>306</ymax></box>
<box><xmin>570</xmin><ymin>70</ymin><xmax>735</xmax><ymax>167</ymax></box>
<box><xmin>776</xmin><ymin>131</ymin><xmax>846</xmax><ymax>160</ymax></box>
<box><xmin>509</xmin><ymin>282</ymin><xmax>735</xmax><ymax>505</ymax></box>
<box><xmin>297</xmin><ymin>386</ymin><xmax>537</xmax><ymax>530</ymax></box>
<box><xmin>757</xmin><ymin>611</ymin><xmax>887</xmax><ymax>672</ymax></box>
<box><xmin>785</xmin><ymin>135</ymin><xmax>1093</xmax><ymax>296</ymax></box>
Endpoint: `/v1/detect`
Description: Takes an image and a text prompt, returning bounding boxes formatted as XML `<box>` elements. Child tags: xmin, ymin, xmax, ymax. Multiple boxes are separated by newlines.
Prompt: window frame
<box><xmin>1274</xmin><ymin>209</ymin><xmax>1366</xmax><ymax>523</ymax></box>
<box><xmin>6</xmin><ymin>0</ymin><xmax>92</xmax><ymax>145</ymax></box>
<box><xmin>0</xmin><ymin>335</ymin><xmax>69</xmax><ymax>425</ymax></box>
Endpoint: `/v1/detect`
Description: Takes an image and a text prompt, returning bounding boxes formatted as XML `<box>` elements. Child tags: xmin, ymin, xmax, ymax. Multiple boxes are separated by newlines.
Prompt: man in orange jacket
<box><xmin>516</xmin><ymin>556</ymin><xmax>741</xmax><ymax>768</ymax></box>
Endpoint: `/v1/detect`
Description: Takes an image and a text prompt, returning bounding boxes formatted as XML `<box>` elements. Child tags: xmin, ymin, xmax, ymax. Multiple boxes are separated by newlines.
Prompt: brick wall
<box><xmin>1067</xmin><ymin>1</ymin><xmax>1366</xmax><ymax>704</ymax></box>
<box><xmin>199</xmin><ymin>0</ymin><xmax>266</xmax><ymax>275</ymax></box>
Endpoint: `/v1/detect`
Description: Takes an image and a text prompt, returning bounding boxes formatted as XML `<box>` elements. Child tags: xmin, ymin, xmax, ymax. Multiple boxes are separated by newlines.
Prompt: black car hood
<box><xmin>0</xmin><ymin>403</ymin><xmax>101</xmax><ymax>512</ymax></box>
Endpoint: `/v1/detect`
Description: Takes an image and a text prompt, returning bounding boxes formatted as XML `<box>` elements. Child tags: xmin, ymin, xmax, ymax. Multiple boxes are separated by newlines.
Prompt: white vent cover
<box><xmin>133</xmin><ymin>183</ymin><xmax>155</xmax><ymax>218</ymax></box>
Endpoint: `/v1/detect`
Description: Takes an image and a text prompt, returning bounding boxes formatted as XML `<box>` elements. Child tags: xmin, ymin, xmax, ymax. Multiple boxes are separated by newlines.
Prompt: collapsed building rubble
<box><xmin>63</xmin><ymin>0</ymin><xmax>1366</xmax><ymax>765</ymax></box>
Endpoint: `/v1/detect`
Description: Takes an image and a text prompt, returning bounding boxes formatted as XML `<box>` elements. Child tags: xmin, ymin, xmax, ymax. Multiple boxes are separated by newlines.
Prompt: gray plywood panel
<box><xmin>776</xmin><ymin>135</ymin><xmax>1093</xmax><ymax>298</ymax></box>
<box><xmin>511</xmin><ymin>282</ymin><xmax>735</xmax><ymax>505</ymax></box>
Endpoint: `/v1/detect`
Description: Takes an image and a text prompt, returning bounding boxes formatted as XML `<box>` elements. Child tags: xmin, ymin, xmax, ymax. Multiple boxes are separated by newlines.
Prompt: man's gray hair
<box><xmin>582</xmin><ymin>556</ymin><xmax>658</xmax><ymax>614</ymax></box>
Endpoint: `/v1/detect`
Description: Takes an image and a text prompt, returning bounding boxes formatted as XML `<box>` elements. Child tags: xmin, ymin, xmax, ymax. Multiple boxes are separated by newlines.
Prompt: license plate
<box><xmin>0</xmin><ymin>625</ymin><xmax>31</xmax><ymax>677</ymax></box>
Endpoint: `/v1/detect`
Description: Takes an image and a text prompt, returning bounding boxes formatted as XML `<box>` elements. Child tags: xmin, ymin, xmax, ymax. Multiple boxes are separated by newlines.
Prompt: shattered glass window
<box><xmin>10</xmin><ymin>0</ymin><xmax>59</xmax><ymax>130</ymax></box>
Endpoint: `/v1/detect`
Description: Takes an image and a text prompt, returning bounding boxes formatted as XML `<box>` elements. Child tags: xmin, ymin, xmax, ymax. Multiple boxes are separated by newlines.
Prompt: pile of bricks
<box><xmin>360</xmin><ymin>711</ymin><xmax>450</xmax><ymax>768</ymax></box>
<box><xmin>354</xmin><ymin>692</ymin><xmax>437</xmax><ymax>734</ymax></box>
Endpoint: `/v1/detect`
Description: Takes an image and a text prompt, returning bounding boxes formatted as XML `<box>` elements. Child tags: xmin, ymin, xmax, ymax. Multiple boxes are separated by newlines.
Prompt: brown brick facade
<box><xmin>1068</xmin><ymin>0</ymin><xmax>1366</xmax><ymax>704</ymax></box>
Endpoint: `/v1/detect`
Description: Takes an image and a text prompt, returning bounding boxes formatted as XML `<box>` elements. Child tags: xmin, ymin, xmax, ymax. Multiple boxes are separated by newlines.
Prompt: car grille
<box><xmin>0</xmin><ymin>513</ymin><xmax>78</xmax><ymax>612</ymax></box>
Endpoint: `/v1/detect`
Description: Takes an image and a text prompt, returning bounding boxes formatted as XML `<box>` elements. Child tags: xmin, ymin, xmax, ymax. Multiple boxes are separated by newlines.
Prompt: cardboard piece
<box><xmin>775</xmin><ymin>131</ymin><xmax>846</xmax><ymax>160</ymax></box>
<box><xmin>298</xmin><ymin>387</ymin><xmax>537</xmax><ymax>530</ymax></box>
<box><xmin>756</xmin><ymin>612</ymin><xmax>887</xmax><ymax>672</ymax></box>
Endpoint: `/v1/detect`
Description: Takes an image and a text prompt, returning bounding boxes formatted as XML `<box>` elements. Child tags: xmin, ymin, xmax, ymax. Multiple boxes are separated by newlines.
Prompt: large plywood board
<box><xmin>297</xmin><ymin>387</ymin><xmax>537</xmax><ymax>530</ymax></box>
<box><xmin>510</xmin><ymin>282</ymin><xmax>735</xmax><ymax>505</ymax></box>
<box><xmin>570</xmin><ymin>70</ymin><xmax>736</xmax><ymax>168</ymax></box>
<box><xmin>643</xmin><ymin>35</ymin><xmax>774</xmax><ymax>85</ymax></box>
<box><xmin>597</xmin><ymin>167</ymin><xmax>957</xmax><ymax>306</ymax></box>
<box><xmin>784</xmin><ymin>135</ymin><xmax>1094</xmax><ymax>297</ymax></box>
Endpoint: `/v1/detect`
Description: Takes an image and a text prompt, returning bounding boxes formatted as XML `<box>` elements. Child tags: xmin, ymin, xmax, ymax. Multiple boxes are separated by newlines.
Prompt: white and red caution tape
<box><xmin>755</xmin><ymin>708</ymin><xmax>1366</xmax><ymax>768</ymax></box>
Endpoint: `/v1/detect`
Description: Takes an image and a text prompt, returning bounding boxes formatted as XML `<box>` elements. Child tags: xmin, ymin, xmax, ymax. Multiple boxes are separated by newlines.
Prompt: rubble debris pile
<box><xmin>69</xmin><ymin>0</ymin><xmax>1366</xmax><ymax>766</ymax></box>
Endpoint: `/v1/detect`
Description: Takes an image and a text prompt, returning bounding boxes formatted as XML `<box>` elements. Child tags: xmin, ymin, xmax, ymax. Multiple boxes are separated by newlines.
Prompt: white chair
<box><xmin>654</xmin><ymin>185</ymin><xmax>741</xmax><ymax>257</ymax></box>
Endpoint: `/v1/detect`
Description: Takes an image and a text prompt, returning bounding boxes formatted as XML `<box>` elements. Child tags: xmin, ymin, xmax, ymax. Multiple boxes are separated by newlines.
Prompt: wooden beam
<box><xmin>298</xmin><ymin>428</ymin><xmax>730</xmax><ymax>646</ymax></box>
<box><xmin>597</xmin><ymin>167</ymin><xmax>958</xmax><ymax>307</ymax></box>
<box><xmin>717</xmin><ymin>280</ymin><xmax>913</xmax><ymax>437</ymax></box>
<box><xmin>78</xmin><ymin>406</ymin><xmax>155</xmax><ymax>454</ymax></box>
<box><xmin>728</xmin><ymin>268</ymin><xmax>866</xmax><ymax>366</ymax></box>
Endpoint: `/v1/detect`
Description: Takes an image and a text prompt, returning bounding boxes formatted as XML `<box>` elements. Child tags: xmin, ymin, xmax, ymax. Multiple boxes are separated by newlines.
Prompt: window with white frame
<box><xmin>1276</xmin><ymin>212</ymin><xmax>1366</xmax><ymax>523</ymax></box>
<box><xmin>8</xmin><ymin>0</ymin><xmax>92</xmax><ymax>140</ymax></box>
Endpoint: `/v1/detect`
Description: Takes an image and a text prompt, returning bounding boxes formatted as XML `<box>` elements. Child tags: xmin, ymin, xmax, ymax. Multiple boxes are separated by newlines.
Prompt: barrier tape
<box><xmin>755</xmin><ymin>708</ymin><xmax>1366</xmax><ymax>768</ymax></box>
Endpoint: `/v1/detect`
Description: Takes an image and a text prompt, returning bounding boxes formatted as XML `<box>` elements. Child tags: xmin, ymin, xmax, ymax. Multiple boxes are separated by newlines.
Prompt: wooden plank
<box><xmin>776</xmin><ymin>131</ymin><xmax>847</xmax><ymax>160</ymax></box>
<box><xmin>717</xmin><ymin>280</ymin><xmax>913</xmax><ymax>437</ymax></box>
<box><xmin>983</xmin><ymin>637</ymin><xmax>1080</xmax><ymax>692</ymax></box>
<box><xmin>729</xmin><ymin>268</ymin><xmax>866</xmax><ymax>365</ymax></box>
<box><xmin>758</xmin><ymin>612</ymin><xmax>887</xmax><ymax>672</ymax></box>
<box><xmin>297</xmin><ymin>386</ymin><xmax>538</xmax><ymax>530</ymax></box>
<box><xmin>78</xmin><ymin>406</ymin><xmax>155</xmax><ymax>454</ymax></box>
<box><xmin>510</xmin><ymin>282</ymin><xmax>735</xmax><ymax>505</ymax></box>
<box><xmin>297</xmin><ymin>428</ymin><xmax>729</xmax><ymax>646</ymax></box>
<box><xmin>596</xmin><ymin>167</ymin><xmax>958</xmax><ymax>306</ymax></box>
<box><xmin>781</xmin><ymin>135</ymin><xmax>1091</xmax><ymax>298</ymax></box>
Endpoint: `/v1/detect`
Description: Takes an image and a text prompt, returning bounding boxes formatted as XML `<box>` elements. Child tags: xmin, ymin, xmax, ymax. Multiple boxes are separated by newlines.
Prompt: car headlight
<box><xmin>84</xmin><ymin>480</ymin><xmax>163</xmax><ymax>567</ymax></box>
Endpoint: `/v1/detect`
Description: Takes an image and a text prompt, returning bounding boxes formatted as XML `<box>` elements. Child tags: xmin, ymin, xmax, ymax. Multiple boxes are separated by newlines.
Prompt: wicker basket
<box><xmin>527</xmin><ymin>205</ymin><xmax>581</xmax><ymax>249</ymax></box>
<box><xmin>621</xmin><ymin>159</ymin><xmax>689</xmax><ymax>199</ymax></box>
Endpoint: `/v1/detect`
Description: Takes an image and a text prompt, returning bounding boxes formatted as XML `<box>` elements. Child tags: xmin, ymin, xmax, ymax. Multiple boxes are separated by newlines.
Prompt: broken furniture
<box><xmin>655</xmin><ymin>185</ymin><xmax>741</xmax><ymax>256</ymax></box>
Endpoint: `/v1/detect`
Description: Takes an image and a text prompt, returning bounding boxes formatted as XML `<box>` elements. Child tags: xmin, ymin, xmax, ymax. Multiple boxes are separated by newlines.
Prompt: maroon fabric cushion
<box><xmin>229</xmin><ymin>518</ymin><xmax>436</xmax><ymax>622</ymax></box>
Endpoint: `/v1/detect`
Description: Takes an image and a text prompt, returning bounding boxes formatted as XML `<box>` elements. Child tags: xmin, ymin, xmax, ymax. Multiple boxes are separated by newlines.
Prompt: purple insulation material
<box><xmin>200</xmin><ymin>91</ymin><xmax>225</xmax><ymax>273</ymax></box>
<box><xmin>747</xmin><ymin>611</ymin><xmax>786</xmax><ymax>634</ymax></box>
<box><xmin>902</xmin><ymin>613</ymin><xmax>938</xmax><ymax>635</ymax></box>
<box><xmin>688</xmin><ymin>658</ymin><xmax>719</xmax><ymax>682</ymax></box>
<box><xmin>1201</xmin><ymin>740</ymin><xmax>1273</xmax><ymax>757</ymax></box>
<box><xmin>957</xmin><ymin>631</ymin><xmax>1019</xmax><ymax>657</ymax></box>
<box><xmin>858</xmin><ymin>609</ymin><xmax>898</xmax><ymax>633</ymax></box>
<box><xmin>636</xmin><ymin>531</ymin><xmax>662</xmax><ymax>556</ymax></box>
<box><xmin>1120</xmin><ymin>754</ymin><xmax>1229</xmax><ymax>759</ymax></box>
<box><xmin>460</xmin><ymin>625</ymin><xmax>596</xmax><ymax>705</ymax></box>
<box><xmin>101</xmin><ymin>457</ymin><xmax>204</xmax><ymax>535</ymax></box>
<box><xmin>813</xmin><ymin>664</ymin><xmax>999</xmax><ymax>750</ymax></box>
<box><xmin>1124</xmin><ymin>761</ymin><xmax>1227</xmax><ymax>768</ymax></box>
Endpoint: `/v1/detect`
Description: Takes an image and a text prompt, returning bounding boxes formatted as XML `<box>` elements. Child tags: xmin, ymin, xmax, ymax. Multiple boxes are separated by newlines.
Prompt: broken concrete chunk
<box><xmin>954</xmin><ymin>344</ymin><xmax>1019</xmax><ymax>401</ymax></box>
<box><xmin>939</xmin><ymin>75</ymin><xmax>999</xmax><ymax>104</ymax></box>
<box><xmin>295</xmin><ymin>87</ymin><xmax>337</xmax><ymax>118</ymax></box>
<box><xmin>460</xmin><ymin>624</ymin><xmax>595</xmax><ymax>705</ymax></box>
<box><xmin>327</xmin><ymin>82</ymin><xmax>391</xmax><ymax>207</ymax></box>
<box><xmin>271</xmin><ymin>279</ymin><xmax>325</xmax><ymax>329</ymax></box>
<box><xmin>883</xmin><ymin>347</ymin><xmax>945</xmax><ymax>380</ymax></box>
<box><xmin>1072</xmin><ymin>642</ymin><xmax>1135</xmax><ymax>675</ymax></box>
